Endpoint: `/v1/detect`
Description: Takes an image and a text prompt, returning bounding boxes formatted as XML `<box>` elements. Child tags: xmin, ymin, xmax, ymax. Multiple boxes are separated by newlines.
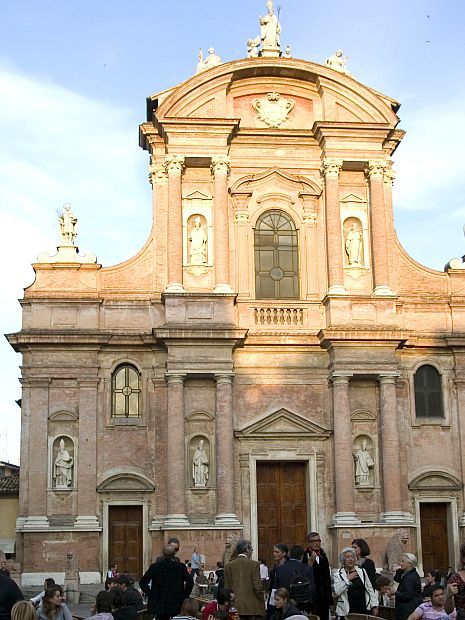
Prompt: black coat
<box><xmin>0</xmin><ymin>574</ymin><xmax>23</xmax><ymax>620</ymax></box>
<box><xmin>271</xmin><ymin>602</ymin><xmax>301</xmax><ymax>620</ymax></box>
<box><xmin>302</xmin><ymin>549</ymin><xmax>332</xmax><ymax>618</ymax></box>
<box><xmin>275</xmin><ymin>559</ymin><xmax>315</xmax><ymax>593</ymax></box>
<box><xmin>139</xmin><ymin>558</ymin><xmax>193</xmax><ymax>616</ymax></box>
<box><xmin>394</xmin><ymin>568</ymin><xmax>422</xmax><ymax>620</ymax></box>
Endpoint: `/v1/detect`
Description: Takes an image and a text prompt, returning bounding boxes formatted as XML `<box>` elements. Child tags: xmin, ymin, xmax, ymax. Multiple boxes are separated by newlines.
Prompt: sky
<box><xmin>1</xmin><ymin>0</ymin><xmax>465</xmax><ymax>464</ymax></box>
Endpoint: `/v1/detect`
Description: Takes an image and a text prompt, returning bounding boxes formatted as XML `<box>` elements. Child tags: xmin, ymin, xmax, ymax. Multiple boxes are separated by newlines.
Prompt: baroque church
<box><xmin>8</xmin><ymin>2</ymin><xmax>465</xmax><ymax>585</ymax></box>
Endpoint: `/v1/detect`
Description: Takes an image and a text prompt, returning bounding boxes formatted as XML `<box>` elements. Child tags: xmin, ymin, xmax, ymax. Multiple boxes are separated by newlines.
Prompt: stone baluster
<box><xmin>365</xmin><ymin>161</ymin><xmax>393</xmax><ymax>295</ymax></box>
<box><xmin>331</xmin><ymin>373</ymin><xmax>360</xmax><ymax>525</ymax></box>
<box><xmin>164</xmin><ymin>374</ymin><xmax>189</xmax><ymax>527</ymax></box>
<box><xmin>322</xmin><ymin>158</ymin><xmax>346</xmax><ymax>294</ymax></box>
<box><xmin>211</xmin><ymin>156</ymin><xmax>233</xmax><ymax>292</ymax></box>
<box><xmin>215</xmin><ymin>373</ymin><xmax>240</xmax><ymax>525</ymax></box>
<box><xmin>379</xmin><ymin>374</ymin><xmax>413</xmax><ymax>523</ymax></box>
<box><xmin>165</xmin><ymin>155</ymin><xmax>185</xmax><ymax>292</ymax></box>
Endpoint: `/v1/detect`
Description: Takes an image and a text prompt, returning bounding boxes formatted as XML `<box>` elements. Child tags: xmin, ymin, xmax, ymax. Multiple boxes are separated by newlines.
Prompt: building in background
<box><xmin>0</xmin><ymin>461</ymin><xmax>19</xmax><ymax>560</ymax></box>
<box><xmin>7</xmin><ymin>2</ymin><xmax>465</xmax><ymax>585</ymax></box>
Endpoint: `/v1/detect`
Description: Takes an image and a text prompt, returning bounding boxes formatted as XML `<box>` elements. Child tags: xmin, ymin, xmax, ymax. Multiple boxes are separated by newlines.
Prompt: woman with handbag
<box><xmin>333</xmin><ymin>547</ymin><xmax>378</xmax><ymax>618</ymax></box>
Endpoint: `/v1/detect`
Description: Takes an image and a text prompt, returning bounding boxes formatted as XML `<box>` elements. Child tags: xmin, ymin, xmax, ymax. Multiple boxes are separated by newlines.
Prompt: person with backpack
<box><xmin>333</xmin><ymin>547</ymin><xmax>378</xmax><ymax>618</ymax></box>
<box><xmin>275</xmin><ymin>546</ymin><xmax>315</xmax><ymax>613</ymax></box>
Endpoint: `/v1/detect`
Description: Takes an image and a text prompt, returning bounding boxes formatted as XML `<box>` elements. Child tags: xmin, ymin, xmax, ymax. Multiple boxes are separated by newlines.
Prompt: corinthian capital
<box><xmin>365</xmin><ymin>160</ymin><xmax>388</xmax><ymax>181</ymax></box>
<box><xmin>383</xmin><ymin>162</ymin><xmax>396</xmax><ymax>187</ymax></box>
<box><xmin>164</xmin><ymin>154</ymin><xmax>185</xmax><ymax>176</ymax></box>
<box><xmin>211</xmin><ymin>156</ymin><xmax>231</xmax><ymax>177</ymax></box>
<box><xmin>148</xmin><ymin>159</ymin><xmax>168</xmax><ymax>186</ymax></box>
<box><xmin>321</xmin><ymin>158</ymin><xmax>343</xmax><ymax>179</ymax></box>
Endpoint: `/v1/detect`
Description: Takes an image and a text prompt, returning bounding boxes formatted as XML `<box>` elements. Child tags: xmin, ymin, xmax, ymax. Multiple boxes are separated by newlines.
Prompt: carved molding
<box><xmin>235</xmin><ymin>408</ymin><xmax>331</xmax><ymax>439</ymax></box>
<box><xmin>409</xmin><ymin>469</ymin><xmax>463</xmax><ymax>492</ymax></box>
<box><xmin>252</xmin><ymin>92</ymin><xmax>295</xmax><ymax>129</ymax></box>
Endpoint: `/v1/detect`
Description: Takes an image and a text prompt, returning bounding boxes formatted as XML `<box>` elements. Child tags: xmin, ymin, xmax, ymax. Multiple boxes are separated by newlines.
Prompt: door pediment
<box><xmin>235</xmin><ymin>408</ymin><xmax>330</xmax><ymax>439</ymax></box>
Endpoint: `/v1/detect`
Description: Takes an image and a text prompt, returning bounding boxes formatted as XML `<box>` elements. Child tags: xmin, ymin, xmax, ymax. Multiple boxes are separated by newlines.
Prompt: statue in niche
<box><xmin>188</xmin><ymin>216</ymin><xmax>207</xmax><ymax>265</ymax></box>
<box><xmin>192</xmin><ymin>439</ymin><xmax>209</xmax><ymax>487</ymax></box>
<box><xmin>58</xmin><ymin>204</ymin><xmax>77</xmax><ymax>245</ymax></box>
<box><xmin>345</xmin><ymin>222</ymin><xmax>364</xmax><ymax>265</ymax></box>
<box><xmin>353</xmin><ymin>438</ymin><xmax>374</xmax><ymax>486</ymax></box>
<box><xmin>53</xmin><ymin>438</ymin><xmax>74</xmax><ymax>488</ymax></box>
<box><xmin>260</xmin><ymin>0</ymin><xmax>281</xmax><ymax>49</ymax></box>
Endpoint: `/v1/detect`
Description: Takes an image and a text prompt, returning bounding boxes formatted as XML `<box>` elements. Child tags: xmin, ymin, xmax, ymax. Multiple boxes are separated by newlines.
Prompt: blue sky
<box><xmin>1</xmin><ymin>0</ymin><xmax>465</xmax><ymax>462</ymax></box>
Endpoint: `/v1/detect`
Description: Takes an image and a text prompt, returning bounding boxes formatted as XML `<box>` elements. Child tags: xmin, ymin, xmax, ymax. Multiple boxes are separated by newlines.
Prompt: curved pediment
<box><xmin>97</xmin><ymin>468</ymin><xmax>155</xmax><ymax>493</ymax></box>
<box><xmin>49</xmin><ymin>410</ymin><xmax>78</xmax><ymax>422</ymax></box>
<box><xmin>235</xmin><ymin>408</ymin><xmax>331</xmax><ymax>439</ymax></box>
<box><xmin>150</xmin><ymin>58</ymin><xmax>399</xmax><ymax>127</ymax></box>
<box><xmin>230</xmin><ymin>168</ymin><xmax>322</xmax><ymax>197</ymax></box>
<box><xmin>408</xmin><ymin>468</ymin><xmax>462</xmax><ymax>491</ymax></box>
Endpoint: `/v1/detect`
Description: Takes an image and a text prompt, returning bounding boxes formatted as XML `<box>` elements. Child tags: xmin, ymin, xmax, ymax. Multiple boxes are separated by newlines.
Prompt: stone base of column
<box><xmin>328</xmin><ymin>284</ymin><xmax>347</xmax><ymax>295</ymax></box>
<box><xmin>165</xmin><ymin>282</ymin><xmax>186</xmax><ymax>293</ymax></box>
<box><xmin>163</xmin><ymin>514</ymin><xmax>191</xmax><ymax>528</ymax></box>
<box><xmin>380</xmin><ymin>511</ymin><xmax>415</xmax><ymax>524</ymax></box>
<box><xmin>332</xmin><ymin>512</ymin><xmax>361</xmax><ymax>526</ymax></box>
<box><xmin>213</xmin><ymin>283</ymin><xmax>234</xmax><ymax>293</ymax></box>
<box><xmin>75</xmin><ymin>515</ymin><xmax>101</xmax><ymax>529</ymax></box>
<box><xmin>22</xmin><ymin>515</ymin><xmax>50</xmax><ymax>530</ymax></box>
<box><xmin>374</xmin><ymin>284</ymin><xmax>394</xmax><ymax>296</ymax></box>
<box><xmin>214</xmin><ymin>513</ymin><xmax>241</xmax><ymax>526</ymax></box>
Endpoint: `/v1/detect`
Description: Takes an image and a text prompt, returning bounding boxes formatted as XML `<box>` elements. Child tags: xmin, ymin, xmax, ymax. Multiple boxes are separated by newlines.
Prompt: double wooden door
<box><xmin>420</xmin><ymin>503</ymin><xmax>449</xmax><ymax>572</ymax></box>
<box><xmin>109</xmin><ymin>505</ymin><xmax>143</xmax><ymax>579</ymax></box>
<box><xmin>257</xmin><ymin>462</ymin><xmax>308</xmax><ymax>567</ymax></box>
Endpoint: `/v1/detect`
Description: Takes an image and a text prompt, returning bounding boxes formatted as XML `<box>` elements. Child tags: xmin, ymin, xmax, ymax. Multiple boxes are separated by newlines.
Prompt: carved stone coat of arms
<box><xmin>252</xmin><ymin>92</ymin><xmax>295</xmax><ymax>128</ymax></box>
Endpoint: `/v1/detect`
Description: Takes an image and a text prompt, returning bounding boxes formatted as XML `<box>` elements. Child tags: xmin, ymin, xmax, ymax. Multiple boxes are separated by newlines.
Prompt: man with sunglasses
<box><xmin>302</xmin><ymin>532</ymin><xmax>332</xmax><ymax>620</ymax></box>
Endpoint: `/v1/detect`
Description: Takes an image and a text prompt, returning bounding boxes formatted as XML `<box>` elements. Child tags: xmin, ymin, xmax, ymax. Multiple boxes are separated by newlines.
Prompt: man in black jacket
<box><xmin>276</xmin><ymin>545</ymin><xmax>315</xmax><ymax>612</ymax></box>
<box><xmin>0</xmin><ymin>573</ymin><xmax>23</xmax><ymax>620</ymax></box>
<box><xmin>140</xmin><ymin>545</ymin><xmax>193</xmax><ymax>620</ymax></box>
<box><xmin>302</xmin><ymin>532</ymin><xmax>332</xmax><ymax>620</ymax></box>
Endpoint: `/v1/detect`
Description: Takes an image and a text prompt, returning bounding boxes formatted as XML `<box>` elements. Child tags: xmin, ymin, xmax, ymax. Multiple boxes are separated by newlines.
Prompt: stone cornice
<box><xmin>154</xmin><ymin>327</ymin><xmax>248</xmax><ymax>344</ymax></box>
<box><xmin>6</xmin><ymin>330</ymin><xmax>159</xmax><ymax>352</ymax></box>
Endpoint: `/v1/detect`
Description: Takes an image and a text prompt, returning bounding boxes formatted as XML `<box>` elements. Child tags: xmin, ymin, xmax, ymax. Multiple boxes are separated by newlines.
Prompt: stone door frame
<box><xmin>248</xmin><ymin>451</ymin><xmax>318</xmax><ymax>559</ymax></box>
<box><xmin>414</xmin><ymin>495</ymin><xmax>458</xmax><ymax>576</ymax></box>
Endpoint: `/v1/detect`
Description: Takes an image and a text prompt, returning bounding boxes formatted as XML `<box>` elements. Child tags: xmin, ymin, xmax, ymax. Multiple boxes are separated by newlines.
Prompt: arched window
<box><xmin>112</xmin><ymin>365</ymin><xmax>141</xmax><ymax>418</ymax></box>
<box><xmin>414</xmin><ymin>365</ymin><xmax>443</xmax><ymax>418</ymax></box>
<box><xmin>254</xmin><ymin>209</ymin><xmax>299</xmax><ymax>299</ymax></box>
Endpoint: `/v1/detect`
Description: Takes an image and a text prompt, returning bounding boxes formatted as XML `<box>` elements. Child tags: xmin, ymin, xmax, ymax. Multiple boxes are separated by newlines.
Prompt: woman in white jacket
<box><xmin>333</xmin><ymin>547</ymin><xmax>378</xmax><ymax>618</ymax></box>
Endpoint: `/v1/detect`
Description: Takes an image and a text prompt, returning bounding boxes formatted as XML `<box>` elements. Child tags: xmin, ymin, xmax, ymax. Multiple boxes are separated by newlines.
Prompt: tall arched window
<box><xmin>112</xmin><ymin>364</ymin><xmax>141</xmax><ymax>418</ymax></box>
<box><xmin>414</xmin><ymin>364</ymin><xmax>443</xmax><ymax>418</ymax></box>
<box><xmin>254</xmin><ymin>209</ymin><xmax>299</xmax><ymax>299</ymax></box>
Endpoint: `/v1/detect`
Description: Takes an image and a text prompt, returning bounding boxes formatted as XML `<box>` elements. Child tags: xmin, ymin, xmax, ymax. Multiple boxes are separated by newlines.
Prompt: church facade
<box><xmin>8</xmin><ymin>10</ymin><xmax>465</xmax><ymax>584</ymax></box>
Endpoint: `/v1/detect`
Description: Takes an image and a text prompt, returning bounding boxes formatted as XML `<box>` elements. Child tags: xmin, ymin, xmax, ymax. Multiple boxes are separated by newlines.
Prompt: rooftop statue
<box><xmin>445</xmin><ymin>224</ymin><xmax>465</xmax><ymax>270</ymax></box>
<box><xmin>247</xmin><ymin>36</ymin><xmax>261</xmax><ymax>58</ymax></box>
<box><xmin>58</xmin><ymin>203</ymin><xmax>77</xmax><ymax>245</ymax></box>
<box><xmin>260</xmin><ymin>0</ymin><xmax>281</xmax><ymax>50</ymax></box>
<box><xmin>325</xmin><ymin>49</ymin><xmax>350</xmax><ymax>74</ymax></box>
<box><xmin>195</xmin><ymin>47</ymin><xmax>222</xmax><ymax>73</ymax></box>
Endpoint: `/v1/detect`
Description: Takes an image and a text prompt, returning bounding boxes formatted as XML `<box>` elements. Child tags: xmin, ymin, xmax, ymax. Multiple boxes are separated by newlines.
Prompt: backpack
<box><xmin>289</xmin><ymin>566</ymin><xmax>314</xmax><ymax>606</ymax></box>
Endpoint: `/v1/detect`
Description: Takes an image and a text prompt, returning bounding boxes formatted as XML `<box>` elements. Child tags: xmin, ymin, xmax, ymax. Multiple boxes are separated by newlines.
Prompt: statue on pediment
<box><xmin>260</xmin><ymin>0</ymin><xmax>281</xmax><ymax>49</ymax></box>
<box><xmin>325</xmin><ymin>49</ymin><xmax>350</xmax><ymax>74</ymax></box>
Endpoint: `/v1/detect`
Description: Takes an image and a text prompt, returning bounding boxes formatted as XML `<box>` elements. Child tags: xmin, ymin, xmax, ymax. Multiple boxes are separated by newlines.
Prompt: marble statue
<box><xmin>446</xmin><ymin>223</ymin><xmax>465</xmax><ymax>270</ymax></box>
<box><xmin>196</xmin><ymin>47</ymin><xmax>222</xmax><ymax>73</ymax></box>
<box><xmin>222</xmin><ymin>534</ymin><xmax>238</xmax><ymax>565</ymax></box>
<box><xmin>192</xmin><ymin>439</ymin><xmax>209</xmax><ymax>487</ymax></box>
<box><xmin>353</xmin><ymin>439</ymin><xmax>374</xmax><ymax>486</ymax></box>
<box><xmin>247</xmin><ymin>36</ymin><xmax>261</xmax><ymax>58</ymax></box>
<box><xmin>385</xmin><ymin>528</ymin><xmax>410</xmax><ymax>571</ymax></box>
<box><xmin>53</xmin><ymin>438</ymin><xmax>74</xmax><ymax>488</ymax></box>
<box><xmin>325</xmin><ymin>50</ymin><xmax>350</xmax><ymax>74</ymax></box>
<box><xmin>188</xmin><ymin>216</ymin><xmax>207</xmax><ymax>265</ymax></box>
<box><xmin>260</xmin><ymin>0</ymin><xmax>281</xmax><ymax>49</ymax></box>
<box><xmin>345</xmin><ymin>223</ymin><xmax>364</xmax><ymax>265</ymax></box>
<box><xmin>58</xmin><ymin>204</ymin><xmax>77</xmax><ymax>245</ymax></box>
<box><xmin>284</xmin><ymin>45</ymin><xmax>292</xmax><ymax>58</ymax></box>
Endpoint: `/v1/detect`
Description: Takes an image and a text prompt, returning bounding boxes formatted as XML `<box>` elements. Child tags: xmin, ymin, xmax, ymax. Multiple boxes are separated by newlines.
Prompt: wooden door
<box><xmin>257</xmin><ymin>462</ymin><xmax>308</xmax><ymax>567</ymax></box>
<box><xmin>420</xmin><ymin>503</ymin><xmax>449</xmax><ymax>571</ymax></box>
<box><xmin>109</xmin><ymin>505</ymin><xmax>143</xmax><ymax>579</ymax></box>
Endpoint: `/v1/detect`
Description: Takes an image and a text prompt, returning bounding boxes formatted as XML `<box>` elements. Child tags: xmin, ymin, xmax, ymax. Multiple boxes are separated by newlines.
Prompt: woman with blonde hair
<box><xmin>12</xmin><ymin>601</ymin><xmax>36</xmax><ymax>620</ymax></box>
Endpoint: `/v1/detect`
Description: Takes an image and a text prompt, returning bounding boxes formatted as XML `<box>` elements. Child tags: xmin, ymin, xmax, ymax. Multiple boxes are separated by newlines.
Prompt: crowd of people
<box><xmin>2</xmin><ymin>535</ymin><xmax>465</xmax><ymax>620</ymax></box>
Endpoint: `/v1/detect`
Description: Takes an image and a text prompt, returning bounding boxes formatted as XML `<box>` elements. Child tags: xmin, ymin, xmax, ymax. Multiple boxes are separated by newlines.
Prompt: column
<box><xmin>164</xmin><ymin>374</ymin><xmax>189</xmax><ymax>527</ymax></box>
<box><xmin>230</xmin><ymin>190</ymin><xmax>251</xmax><ymax>297</ymax></box>
<box><xmin>75</xmin><ymin>379</ymin><xmax>100</xmax><ymax>528</ymax></box>
<box><xmin>165</xmin><ymin>154</ymin><xmax>185</xmax><ymax>292</ymax></box>
<box><xmin>379</xmin><ymin>374</ymin><xmax>413</xmax><ymax>523</ymax></box>
<box><xmin>322</xmin><ymin>158</ymin><xmax>346</xmax><ymax>294</ymax></box>
<box><xmin>211</xmin><ymin>156</ymin><xmax>233</xmax><ymax>293</ymax></box>
<box><xmin>365</xmin><ymin>161</ymin><xmax>393</xmax><ymax>295</ymax></box>
<box><xmin>331</xmin><ymin>373</ymin><xmax>360</xmax><ymax>525</ymax></box>
<box><xmin>300</xmin><ymin>192</ymin><xmax>319</xmax><ymax>297</ymax></box>
<box><xmin>215</xmin><ymin>374</ymin><xmax>240</xmax><ymax>525</ymax></box>
<box><xmin>149</xmin><ymin>158</ymin><xmax>169</xmax><ymax>289</ymax></box>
